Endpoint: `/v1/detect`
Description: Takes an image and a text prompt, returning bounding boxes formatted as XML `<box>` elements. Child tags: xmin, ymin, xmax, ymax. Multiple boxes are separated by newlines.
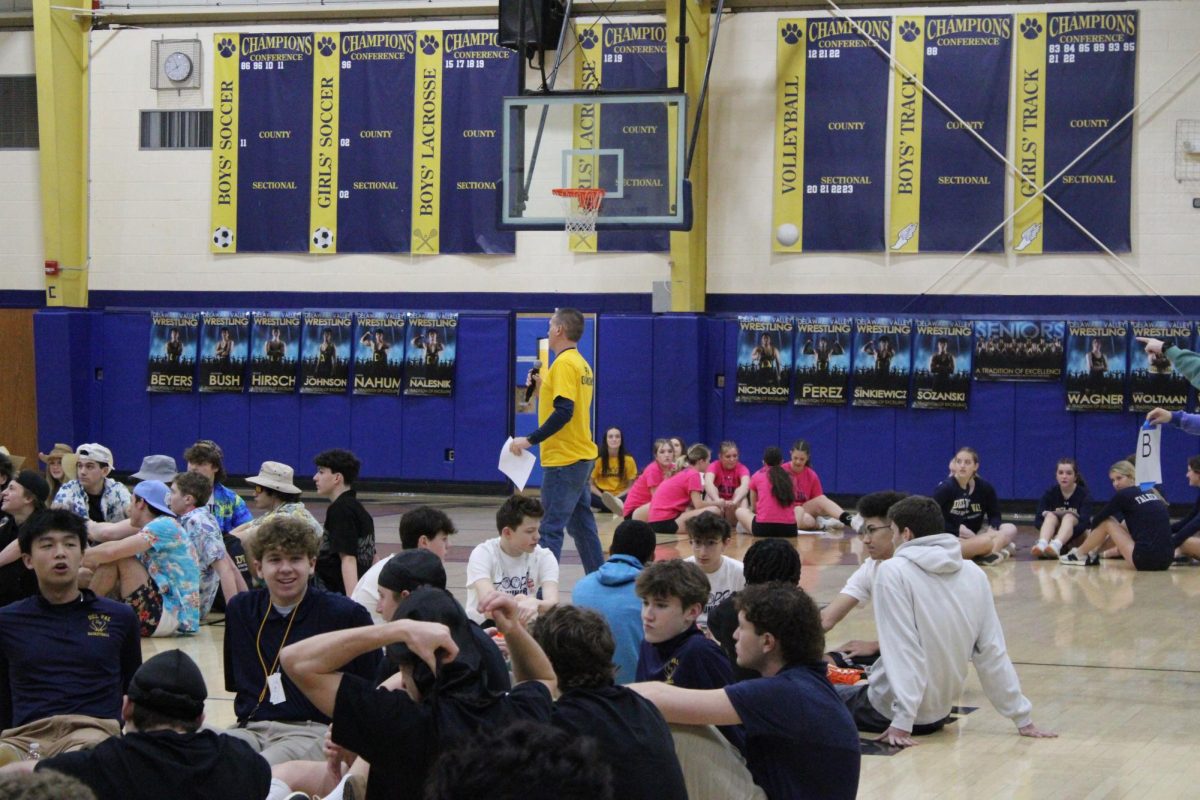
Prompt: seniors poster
<box><xmin>200</xmin><ymin>311</ymin><xmax>250</xmax><ymax>393</ymax></box>
<box><xmin>911</xmin><ymin>320</ymin><xmax>972</xmax><ymax>410</ymax></box>
<box><xmin>147</xmin><ymin>311</ymin><xmax>199</xmax><ymax>393</ymax></box>
<box><xmin>249</xmin><ymin>310</ymin><xmax>302</xmax><ymax>393</ymax></box>
<box><xmin>735</xmin><ymin>315</ymin><xmax>794</xmax><ymax>404</ymax></box>
<box><xmin>404</xmin><ymin>311</ymin><xmax>458</xmax><ymax>396</ymax></box>
<box><xmin>973</xmin><ymin>320</ymin><xmax>1064</xmax><ymax>381</ymax></box>
<box><xmin>1065</xmin><ymin>320</ymin><xmax>1127</xmax><ymax>412</ymax></box>
<box><xmin>851</xmin><ymin>318</ymin><xmax>911</xmax><ymax>408</ymax></box>
<box><xmin>793</xmin><ymin>317</ymin><xmax>851</xmax><ymax>406</ymax></box>
<box><xmin>353</xmin><ymin>311</ymin><xmax>406</xmax><ymax>395</ymax></box>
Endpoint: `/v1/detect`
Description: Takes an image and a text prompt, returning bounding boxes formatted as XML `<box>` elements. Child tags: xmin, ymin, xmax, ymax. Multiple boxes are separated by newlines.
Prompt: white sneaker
<box><xmin>817</xmin><ymin>515</ymin><xmax>840</xmax><ymax>531</ymax></box>
<box><xmin>600</xmin><ymin>491</ymin><xmax>625</xmax><ymax>517</ymax></box>
<box><xmin>1031</xmin><ymin>540</ymin><xmax>1049</xmax><ymax>559</ymax></box>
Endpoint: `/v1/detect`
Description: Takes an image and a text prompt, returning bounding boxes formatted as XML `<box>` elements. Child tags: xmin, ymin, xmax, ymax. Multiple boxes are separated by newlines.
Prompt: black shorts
<box><xmin>649</xmin><ymin>519</ymin><xmax>679</xmax><ymax>534</ymax></box>
<box><xmin>1131</xmin><ymin>546</ymin><xmax>1172</xmax><ymax>572</ymax></box>
<box><xmin>752</xmin><ymin>520</ymin><xmax>797</xmax><ymax>538</ymax></box>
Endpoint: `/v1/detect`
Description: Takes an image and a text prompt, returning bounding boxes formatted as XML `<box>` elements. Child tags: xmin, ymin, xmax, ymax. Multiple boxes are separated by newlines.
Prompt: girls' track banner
<box><xmin>1129</xmin><ymin>321</ymin><xmax>1192</xmax><ymax>413</ymax></box>
<box><xmin>1065</xmin><ymin>320</ymin><xmax>1127</xmax><ymax>412</ymax></box>
<box><xmin>852</xmin><ymin>318</ymin><xmax>912</xmax><ymax>408</ymax></box>
<box><xmin>735</xmin><ymin>315</ymin><xmax>794</xmax><ymax>404</ymax></box>
<box><xmin>1012</xmin><ymin>11</ymin><xmax>1136</xmax><ymax>253</ymax></box>
<box><xmin>147</xmin><ymin>311</ymin><xmax>199</xmax><ymax>393</ymax></box>
<box><xmin>200</xmin><ymin>311</ymin><xmax>250</xmax><ymax>393</ymax></box>
<box><xmin>571</xmin><ymin>22</ymin><xmax>670</xmax><ymax>254</ymax></box>
<box><xmin>249</xmin><ymin>310</ymin><xmax>301</xmax><ymax>393</ymax></box>
<box><xmin>793</xmin><ymin>317</ymin><xmax>852</xmax><ymax>406</ymax></box>
<box><xmin>354</xmin><ymin>311</ymin><xmax>407</xmax><ymax>396</ymax></box>
<box><xmin>300</xmin><ymin>310</ymin><xmax>352</xmax><ymax>394</ymax></box>
<box><xmin>405</xmin><ymin>312</ymin><xmax>458</xmax><ymax>396</ymax></box>
<box><xmin>889</xmin><ymin>15</ymin><xmax>1012</xmax><ymax>254</ymax></box>
<box><xmin>973</xmin><ymin>320</ymin><xmax>1064</xmax><ymax>381</ymax></box>
<box><xmin>912</xmin><ymin>320</ymin><xmax>972</xmax><ymax>410</ymax></box>
<box><xmin>774</xmin><ymin>17</ymin><xmax>890</xmax><ymax>253</ymax></box>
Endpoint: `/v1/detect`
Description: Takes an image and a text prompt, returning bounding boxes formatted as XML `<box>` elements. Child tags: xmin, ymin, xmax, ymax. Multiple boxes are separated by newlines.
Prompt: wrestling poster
<box><xmin>973</xmin><ymin>320</ymin><xmax>1064</xmax><ymax>381</ymax></box>
<box><xmin>249</xmin><ymin>310</ymin><xmax>302</xmax><ymax>393</ymax></box>
<box><xmin>353</xmin><ymin>311</ymin><xmax>406</xmax><ymax>396</ymax></box>
<box><xmin>735</xmin><ymin>315</ymin><xmax>794</xmax><ymax>404</ymax></box>
<box><xmin>1065</xmin><ymin>320</ymin><xmax>1127</xmax><ymax>412</ymax></box>
<box><xmin>147</xmin><ymin>311</ymin><xmax>199</xmax><ymax>393</ymax></box>
<box><xmin>1129</xmin><ymin>321</ymin><xmax>1192</xmax><ymax>413</ymax></box>
<box><xmin>300</xmin><ymin>310</ymin><xmax>352</xmax><ymax>394</ymax></box>
<box><xmin>199</xmin><ymin>311</ymin><xmax>250</xmax><ymax>393</ymax></box>
<box><xmin>404</xmin><ymin>311</ymin><xmax>458</xmax><ymax>396</ymax></box>
<box><xmin>851</xmin><ymin>318</ymin><xmax>912</xmax><ymax>408</ymax></box>
<box><xmin>793</xmin><ymin>317</ymin><xmax>852</xmax><ymax>407</ymax></box>
<box><xmin>911</xmin><ymin>320</ymin><xmax>972</xmax><ymax>410</ymax></box>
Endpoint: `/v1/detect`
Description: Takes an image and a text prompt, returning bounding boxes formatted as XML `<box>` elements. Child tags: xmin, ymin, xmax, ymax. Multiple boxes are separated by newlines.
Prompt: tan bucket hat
<box><xmin>244</xmin><ymin>461</ymin><xmax>302</xmax><ymax>494</ymax></box>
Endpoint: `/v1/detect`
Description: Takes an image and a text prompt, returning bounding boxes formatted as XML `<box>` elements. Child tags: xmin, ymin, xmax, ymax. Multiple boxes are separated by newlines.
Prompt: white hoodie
<box><xmin>867</xmin><ymin>533</ymin><xmax>1033</xmax><ymax>732</ymax></box>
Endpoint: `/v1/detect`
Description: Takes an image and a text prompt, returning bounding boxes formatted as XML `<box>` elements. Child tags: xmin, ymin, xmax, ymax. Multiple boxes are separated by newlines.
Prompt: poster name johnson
<box><xmin>153</xmin><ymin>316</ymin><xmax>198</xmax><ymax>327</ymax></box>
<box><xmin>304</xmin><ymin>378</ymin><xmax>347</xmax><ymax>388</ymax></box>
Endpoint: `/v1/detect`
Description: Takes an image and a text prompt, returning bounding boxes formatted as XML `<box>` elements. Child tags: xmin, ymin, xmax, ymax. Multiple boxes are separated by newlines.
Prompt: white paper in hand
<box><xmin>499</xmin><ymin>437</ymin><xmax>537</xmax><ymax>491</ymax></box>
<box><xmin>1135</xmin><ymin>424</ymin><xmax>1162</xmax><ymax>488</ymax></box>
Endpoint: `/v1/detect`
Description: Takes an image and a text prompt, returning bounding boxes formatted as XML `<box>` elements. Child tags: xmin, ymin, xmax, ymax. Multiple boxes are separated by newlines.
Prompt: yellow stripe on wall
<box><xmin>1013</xmin><ymin>13</ymin><xmax>1047</xmax><ymax>255</ymax></box>
<box><xmin>571</xmin><ymin>23</ymin><xmax>603</xmax><ymax>253</ymax></box>
<box><xmin>772</xmin><ymin>19</ymin><xmax>806</xmax><ymax>253</ymax></box>
<box><xmin>210</xmin><ymin>33</ymin><xmax>241</xmax><ymax>254</ymax></box>
<box><xmin>412</xmin><ymin>31</ymin><xmax>443</xmax><ymax>255</ymax></box>
<box><xmin>888</xmin><ymin>16</ymin><xmax>924</xmax><ymax>254</ymax></box>
<box><xmin>309</xmin><ymin>33</ymin><xmax>340</xmax><ymax>253</ymax></box>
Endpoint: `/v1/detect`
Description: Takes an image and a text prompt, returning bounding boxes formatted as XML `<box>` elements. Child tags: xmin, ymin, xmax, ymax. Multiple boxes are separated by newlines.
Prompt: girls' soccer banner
<box><xmin>300</xmin><ymin>310</ymin><xmax>352</xmax><ymax>394</ymax></box>
<box><xmin>353</xmin><ymin>311</ymin><xmax>407</xmax><ymax>396</ymax></box>
<box><xmin>911</xmin><ymin>320</ymin><xmax>972</xmax><ymax>410</ymax></box>
<box><xmin>199</xmin><ymin>311</ymin><xmax>250</xmax><ymax>393</ymax></box>
<box><xmin>774</xmin><ymin>17</ymin><xmax>890</xmax><ymax>253</ymax></box>
<box><xmin>793</xmin><ymin>317</ymin><xmax>852</xmax><ymax>406</ymax></box>
<box><xmin>888</xmin><ymin>15</ymin><xmax>1012</xmax><ymax>253</ymax></box>
<box><xmin>735</xmin><ymin>315</ymin><xmax>794</xmax><ymax>404</ymax></box>
<box><xmin>249</xmin><ymin>310</ymin><xmax>302</xmax><ymax>393</ymax></box>
<box><xmin>1129</xmin><ymin>321</ymin><xmax>1192</xmax><ymax>412</ymax></box>
<box><xmin>147</xmin><ymin>311</ymin><xmax>199</xmax><ymax>393</ymax></box>
<box><xmin>1012</xmin><ymin>11</ymin><xmax>1136</xmax><ymax>253</ymax></box>
<box><xmin>1065</xmin><ymin>320</ymin><xmax>1127</xmax><ymax>412</ymax></box>
<box><xmin>405</xmin><ymin>312</ymin><xmax>458</xmax><ymax>396</ymax></box>
<box><xmin>973</xmin><ymin>320</ymin><xmax>1064</xmax><ymax>381</ymax></box>
<box><xmin>851</xmin><ymin>318</ymin><xmax>911</xmax><ymax>408</ymax></box>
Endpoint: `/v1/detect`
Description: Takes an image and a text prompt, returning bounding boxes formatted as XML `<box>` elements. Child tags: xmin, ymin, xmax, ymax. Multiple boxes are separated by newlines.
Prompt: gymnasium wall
<box><xmin>0</xmin><ymin>31</ymin><xmax>42</xmax><ymax>296</ymax></box>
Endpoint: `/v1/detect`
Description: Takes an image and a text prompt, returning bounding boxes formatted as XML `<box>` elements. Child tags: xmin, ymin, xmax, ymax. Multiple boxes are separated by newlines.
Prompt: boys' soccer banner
<box><xmin>249</xmin><ymin>310</ymin><xmax>302</xmax><ymax>393</ymax></box>
<box><xmin>1066</xmin><ymin>320</ymin><xmax>1128</xmax><ymax>412</ymax></box>
<box><xmin>774</xmin><ymin>17</ymin><xmax>890</xmax><ymax>253</ymax></box>
<box><xmin>300</xmin><ymin>310</ymin><xmax>352</xmax><ymax>394</ymax></box>
<box><xmin>571</xmin><ymin>22</ymin><xmax>670</xmax><ymax>253</ymax></box>
<box><xmin>147</xmin><ymin>311</ymin><xmax>199</xmax><ymax>393</ymax></box>
<box><xmin>973</xmin><ymin>320</ymin><xmax>1064</xmax><ymax>381</ymax></box>
<box><xmin>200</xmin><ymin>311</ymin><xmax>250</xmax><ymax>393</ymax></box>
<box><xmin>353</xmin><ymin>311</ymin><xmax>407</xmax><ymax>396</ymax></box>
<box><xmin>793</xmin><ymin>317</ymin><xmax>851</xmax><ymax>406</ymax></box>
<box><xmin>912</xmin><ymin>320</ymin><xmax>972</xmax><ymax>410</ymax></box>
<box><xmin>405</xmin><ymin>312</ymin><xmax>458</xmax><ymax>396</ymax></box>
<box><xmin>1129</xmin><ymin>321</ymin><xmax>1192</xmax><ymax>412</ymax></box>
<box><xmin>1012</xmin><ymin>12</ymin><xmax>1136</xmax><ymax>253</ymax></box>
<box><xmin>852</xmin><ymin>318</ymin><xmax>912</xmax><ymax>408</ymax></box>
<box><xmin>735</xmin><ymin>316</ymin><xmax>794</xmax><ymax>404</ymax></box>
<box><xmin>888</xmin><ymin>15</ymin><xmax>1012</xmax><ymax>254</ymax></box>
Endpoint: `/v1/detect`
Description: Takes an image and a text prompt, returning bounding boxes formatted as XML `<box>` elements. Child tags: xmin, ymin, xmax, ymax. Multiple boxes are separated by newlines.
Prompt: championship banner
<box><xmin>200</xmin><ymin>311</ymin><xmax>250</xmax><ymax>393</ymax></box>
<box><xmin>973</xmin><ymin>320</ymin><xmax>1064</xmax><ymax>381</ymax></box>
<box><xmin>735</xmin><ymin>315</ymin><xmax>794</xmax><ymax>404</ymax></box>
<box><xmin>210</xmin><ymin>33</ymin><xmax>314</xmax><ymax>253</ymax></box>
<box><xmin>353</xmin><ymin>311</ymin><xmax>406</xmax><ymax>396</ymax></box>
<box><xmin>888</xmin><ymin>15</ymin><xmax>1012</xmax><ymax>254</ymax></box>
<box><xmin>852</xmin><ymin>318</ymin><xmax>912</xmax><ymax>408</ymax></box>
<box><xmin>1066</xmin><ymin>320</ymin><xmax>1128</xmax><ymax>412</ymax></box>
<box><xmin>774</xmin><ymin>17</ymin><xmax>890</xmax><ymax>253</ymax></box>
<box><xmin>147</xmin><ymin>311</ymin><xmax>199</xmax><ymax>393</ymax></box>
<box><xmin>793</xmin><ymin>317</ymin><xmax>851</xmax><ymax>407</ymax></box>
<box><xmin>335</xmin><ymin>32</ymin><xmax>417</xmax><ymax>253</ymax></box>
<box><xmin>1129</xmin><ymin>321</ymin><xmax>1192</xmax><ymax>413</ymax></box>
<box><xmin>300</xmin><ymin>310</ymin><xmax>352</xmax><ymax>394</ymax></box>
<box><xmin>249</xmin><ymin>310</ymin><xmax>301</xmax><ymax>393</ymax></box>
<box><xmin>405</xmin><ymin>312</ymin><xmax>458</xmax><ymax>396</ymax></box>
<box><xmin>912</xmin><ymin>320</ymin><xmax>972</xmax><ymax>410</ymax></box>
<box><xmin>1012</xmin><ymin>12</ymin><xmax>1136</xmax><ymax>253</ymax></box>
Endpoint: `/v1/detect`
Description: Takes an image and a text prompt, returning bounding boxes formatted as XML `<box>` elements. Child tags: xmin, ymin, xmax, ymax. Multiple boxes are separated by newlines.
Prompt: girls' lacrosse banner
<box><xmin>1129</xmin><ymin>321</ymin><xmax>1193</xmax><ymax>412</ymax></box>
<box><xmin>774</xmin><ymin>17</ymin><xmax>890</xmax><ymax>253</ymax></box>
<box><xmin>852</xmin><ymin>318</ymin><xmax>912</xmax><ymax>408</ymax></box>
<box><xmin>793</xmin><ymin>317</ymin><xmax>852</xmax><ymax>407</ymax></box>
<box><xmin>735</xmin><ymin>315</ymin><xmax>794</xmax><ymax>404</ymax></box>
<box><xmin>353</xmin><ymin>311</ymin><xmax>407</xmax><ymax>396</ymax></box>
<box><xmin>1065</xmin><ymin>320</ymin><xmax>1128</xmax><ymax>412</ymax></box>
<box><xmin>405</xmin><ymin>312</ymin><xmax>458</xmax><ymax>396</ymax></box>
<box><xmin>911</xmin><ymin>320</ymin><xmax>972</xmax><ymax>410</ymax></box>
<box><xmin>1011</xmin><ymin>12</ymin><xmax>1136</xmax><ymax>254</ymax></box>
<box><xmin>300</xmin><ymin>310</ymin><xmax>352</xmax><ymax>394</ymax></box>
<box><xmin>200</xmin><ymin>311</ymin><xmax>250</xmax><ymax>393</ymax></box>
<box><xmin>147</xmin><ymin>311</ymin><xmax>199</xmax><ymax>393</ymax></box>
<box><xmin>973</xmin><ymin>320</ymin><xmax>1064</xmax><ymax>381</ymax></box>
<box><xmin>888</xmin><ymin>15</ymin><xmax>1012</xmax><ymax>254</ymax></box>
<box><xmin>250</xmin><ymin>310</ymin><xmax>302</xmax><ymax>393</ymax></box>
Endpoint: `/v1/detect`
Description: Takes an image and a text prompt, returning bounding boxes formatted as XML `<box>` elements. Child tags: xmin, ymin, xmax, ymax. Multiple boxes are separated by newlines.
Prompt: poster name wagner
<box><xmin>1067</xmin><ymin>392</ymin><xmax>1123</xmax><ymax>405</ymax></box>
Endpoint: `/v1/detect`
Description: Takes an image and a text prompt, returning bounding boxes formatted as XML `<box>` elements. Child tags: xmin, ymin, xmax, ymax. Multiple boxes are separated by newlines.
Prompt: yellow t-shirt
<box><xmin>591</xmin><ymin>454</ymin><xmax>638</xmax><ymax>493</ymax></box>
<box><xmin>538</xmin><ymin>347</ymin><xmax>597</xmax><ymax>467</ymax></box>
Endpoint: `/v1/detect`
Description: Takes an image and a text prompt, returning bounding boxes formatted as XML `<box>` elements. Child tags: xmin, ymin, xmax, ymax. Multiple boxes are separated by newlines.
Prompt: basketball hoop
<box><xmin>552</xmin><ymin>187</ymin><xmax>606</xmax><ymax>241</ymax></box>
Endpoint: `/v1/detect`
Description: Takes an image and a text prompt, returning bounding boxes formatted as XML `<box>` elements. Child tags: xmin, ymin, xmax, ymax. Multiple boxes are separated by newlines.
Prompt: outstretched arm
<box><xmin>628</xmin><ymin>681</ymin><xmax>742</xmax><ymax>727</ymax></box>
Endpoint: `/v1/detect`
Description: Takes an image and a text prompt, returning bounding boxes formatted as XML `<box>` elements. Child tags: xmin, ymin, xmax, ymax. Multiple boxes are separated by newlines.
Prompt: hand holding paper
<box><xmin>499</xmin><ymin>437</ymin><xmax>536</xmax><ymax>491</ymax></box>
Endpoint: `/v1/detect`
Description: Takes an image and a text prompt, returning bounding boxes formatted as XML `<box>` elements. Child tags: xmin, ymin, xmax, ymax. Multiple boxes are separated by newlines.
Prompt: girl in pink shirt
<box><xmin>646</xmin><ymin>444</ymin><xmax>724</xmax><ymax>534</ymax></box>
<box><xmin>736</xmin><ymin>447</ymin><xmax>798</xmax><ymax>538</ymax></box>
<box><xmin>787</xmin><ymin>439</ymin><xmax>854</xmax><ymax>531</ymax></box>
<box><xmin>623</xmin><ymin>439</ymin><xmax>678</xmax><ymax>519</ymax></box>
<box><xmin>704</xmin><ymin>441</ymin><xmax>751</xmax><ymax>527</ymax></box>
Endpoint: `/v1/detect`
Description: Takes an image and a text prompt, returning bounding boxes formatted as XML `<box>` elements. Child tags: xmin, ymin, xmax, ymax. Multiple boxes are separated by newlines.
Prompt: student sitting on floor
<box><xmin>735</xmin><ymin>447</ymin><xmax>798</xmax><ymax>538</ymax></box>
<box><xmin>785</xmin><ymin>440</ymin><xmax>853</xmax><ymax>531</ymax></box>
<box><xmin>466</xmin><ymin>494</ymin><xmax>559</xmax><ymax>626</ymax></box>
<box><xmin>51</xmin><ymin>445</ymin><xmax>130</xmax><ymax>525</ymax></box>
<box><xmin>623</xmin><ymin>439</ymin><xmax>679</xmax><ymax>520</ymax></box>
<box><xmin>705</xmin><ymin>441</ymin><xmax>751</xmax><ymax>528</ymax></box>
<box><xmin>229</xmin><ymin>462</ymin><xmax>322</xmax><ymax>553</ymax></box>
<box><xmin>591</xmin><ymin>426</ymin><xmax>638</xmax><ymax>516</ymax></box>
<box><xmin>1031</xmin><ymin>458</ymin><xmax>1091</xmax><ymax>560</ymax></box>
<box><xmin>351</xmin><ymin>505</ymin><xmax>457</xmax><ymax>624</ymax></box>
<box><xmin>645</xmin><ymin>444</ymin><xmax>724</xmax><ymax>535</ymax></box>
<box><xmin>683</xmin><ymin>514</ymin><xmax>744</xmax><ymax>629</ymax></box>
<box><xmin>932</xmin><ymin>447</ymin><xmax>1018</xmax><ymax>565</ymax></box>
<box><xmin>168</xmin><ymin>471</ymin><xmax>243</xmax><ymax>617</ymax></box>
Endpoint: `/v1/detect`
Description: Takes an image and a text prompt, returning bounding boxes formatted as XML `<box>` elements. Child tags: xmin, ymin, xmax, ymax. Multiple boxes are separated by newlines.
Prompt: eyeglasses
<box><xmin>858</xmin><ymin>523</ymin><xmax>892</xmax><ymax>539</ymax></box>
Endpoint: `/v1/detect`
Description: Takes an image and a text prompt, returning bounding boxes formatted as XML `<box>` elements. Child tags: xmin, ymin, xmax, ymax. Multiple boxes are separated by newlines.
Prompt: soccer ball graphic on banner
<box><xmin>212</xmin><ymin>226</ymin><xmax>234</xmax><ymax>249</ymax></box>
<box><xmin>776</xmin><ymin>223</ymin><xmax>800</xmax><ymax>247</ymax></box>
<box><xmin>312</xmin><ymin>227</ymin><xmax>334</xmax><ymax>250</ymax></box>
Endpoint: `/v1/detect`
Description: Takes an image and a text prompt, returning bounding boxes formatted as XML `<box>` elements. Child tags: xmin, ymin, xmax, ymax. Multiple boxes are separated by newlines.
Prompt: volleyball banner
<box><xmin>1129</xmin><ymin>321</ymin><xmax>1193</xmax><ymax>412</ymax></box>
<box><xmin>147</xmin><ymin>311</ymin><xmax>199</xmax><ymax>393</ymax></box>
<box><xmin>199</xmin><ymin>311</ymin><xmax>250</xmax><ymax>393</ymax></box>
<box><xmin>300</xmin><ymin>310</ymin><xmax>352</xmax><ymax>394</ymax></box>
<box><xmin>735</xmin><ymin>315</ymin><xmax>794</xmax><ymax>404</ymax></box>
<box><xmin>405</xmin><ymin>312</ymin><xmax>458</xmax><ymax>396</ymax></box>
<box><xmin>1012</xmin><ymin>11</ymin><xmax>1136</xmax><ymax>254</ymax></box>
<box><xmin>911</xmin><ymin>320</ymin><xmax>972</xmax><ymax>410</ymax></box>
<box><xmin>793</xmin><ymin>317</ymin><xmax>852</xmax><ymax>406</ymax></box>
<box><xmin>973</xmin><ymin>320</ymin><xmax>1064</xmax><ymax>381</ymax></box>
<box><xmin>249</xmin><ymin>310</ymin><xmax>302</xmax><ymax>393</ymax></box>
<box><xmin>888</xmin><ymin>15</ymin><xmax>1012</xmax><ymax>254</ymax></box>
<box><xmin>1066</xmin><ymin>320</ymin><xmax>1128</xmax><ymax>412</ymax></box>
<box><xmin>774</xmin><ymin>17</ymin><xmax>890</xmax><ymax>253</ymax></box>
<box><xmin>851</xmin><ymin>318</ymin><xmax>912</xmax><ymax>408</ymax></box>
<box><xmin>353</xmin><ymin>311</ymin><xmax>407</xmax><ymax>396</ymax></box>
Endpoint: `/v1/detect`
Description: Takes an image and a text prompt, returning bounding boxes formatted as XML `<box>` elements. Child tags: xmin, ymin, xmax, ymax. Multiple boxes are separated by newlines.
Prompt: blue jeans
<box><xmin>539</xmin><ymin>458</ymin><xmax>604</xmax><ymax>573</ymax></box>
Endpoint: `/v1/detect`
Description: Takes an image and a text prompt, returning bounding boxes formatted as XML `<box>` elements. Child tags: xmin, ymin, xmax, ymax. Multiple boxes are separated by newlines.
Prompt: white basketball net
<box><xmin>553</xmin><ymin>188</ymin><xmax>606</xmax><ymax>243</ymax></box>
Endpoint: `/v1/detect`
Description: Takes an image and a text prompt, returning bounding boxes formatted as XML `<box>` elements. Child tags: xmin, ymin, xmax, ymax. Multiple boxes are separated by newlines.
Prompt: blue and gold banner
<box><xmin>200</xmin><ymin>311</ymin><xmax>250</xmax><ymax>393</ymax></box>
<box><xmin>1066</xmin><ymin>320</ymin><xmax>1128</xmax><ymax>412</ymax></box>
<box><xmin>852</xmin><ymin>318</ymin><xmax>912</xmax><ymax>407</ymax></box>
<box><xmin>147</xmin><ymin>311</ymin><xmax>199</xmax><ymax>393</ymax></box>
<box><xmin>888</xmin><ymin>15</ymin><xmax>1012</xmax><ymax>253</ymax></box>
<box><xmin>405</xmin><ymin>312</ymin><xmax>458</xmax><ymax>396</ymax></box>
<box><xmin>973</xmin><ymin>320</ymin><xmax>1064</xmax><ymax>381</ymax></box>
<box><xmin>353</xmin><ymin>311</ymin><xmax>406</xmax><ymax>396</ymax></box>
<box><xmin>736</xmin><ymin>315</ymin><xmax>794</xmax><ymax>404</ymax></box>
<box><xmin>793</xmin><ymin>316</ymin><xmax>851</xmax><ymax>406</ymax></box>
<box><xmin>410</xmin><ymin>31</ymin><xmax>444</xmax><ymax>255</ymax></box>
<box><xmin>250</xmin><ymin>310</ymin><xmax>301</xmax><ymax>393</ymax></box>
<box><xmin>1012</xmin><ymin>12</ymin><xmax>1136</xmax><ymax>253</ymax></box>
<box><xmin>300</xmin><ymin>310</ymin><xmax>352</xmax><ymax>394</ymax></box>
<box><xmin>912</xmin><ymin>320</ymin><xmax>972</xmax><ymax>410</ymax></box>
<box><xmin>774</xmin><ymin>17</ymin><xmax>890</xmax><ymax>253</ymax></box>
<box><xmin>1129</xmin><ymin>321</ymin><xmax>1192</xmax><ymax>412</ymax></box>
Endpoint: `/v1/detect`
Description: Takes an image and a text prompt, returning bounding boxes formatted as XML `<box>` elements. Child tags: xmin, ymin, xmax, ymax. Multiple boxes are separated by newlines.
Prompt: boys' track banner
<box><xmin>200</xmin><ymin>311</ymin><xmax>250</xmax><ymax>393</ymax></box>
<box><xmin>852</xmin><ymin>318</ymin><xmax>912</xmax><ymax>408</ymax></box>
<box><xmin>911</xmin><ymin>320</ymin><xmax>972</xmax><ymax>410</ymax></box>
<box><xmin>1012</xmin><ymin>11</ymin><xmax>1136</xmax><ymax>253</ymax></box>
<box><xmin>888</xmin><ymin>15</ymin><xmax>1012</xmax><ymax>254</ymax></box>
<box><xmin>1065</xmin><ymin>320</ymin><xmax>1128</xmax><ymax>412</ymax></box>
<box><xmin>147</xmin><ymin>311</ymin><xmax>199</xmax><ymax>393</ymax></box>
<box><xmin>793</xmin><ymin>317</ymin><xmax>852</xmax><ymax>407</ymax></box>
<box><xmin>735</xmin><ymin>315</ymin><xmax>794</xmax><ymax>404</ymax></box>
<box><xmin>1129</xmin><ymin>321</ymin><xmax>1192</xmax><ymax>413</ymax></box>
<box><xmin>774</xmin><ymin>17</ymin><xmax>890</xmax><ymax>253</ymax></box>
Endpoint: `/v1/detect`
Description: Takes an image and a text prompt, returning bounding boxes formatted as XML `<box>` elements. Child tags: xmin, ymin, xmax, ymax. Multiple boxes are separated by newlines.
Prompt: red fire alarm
<box><xmin>44</xmin><ymin>260</ymin><xmax>59</xmax><ymax>276</ymax></box>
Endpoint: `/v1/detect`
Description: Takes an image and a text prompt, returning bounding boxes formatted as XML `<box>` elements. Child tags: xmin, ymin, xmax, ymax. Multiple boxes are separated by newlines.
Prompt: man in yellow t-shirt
<box><xmin>509</xmin><ymin>308</ymin><xmax>603</xmax><ymax>573</ymax></box>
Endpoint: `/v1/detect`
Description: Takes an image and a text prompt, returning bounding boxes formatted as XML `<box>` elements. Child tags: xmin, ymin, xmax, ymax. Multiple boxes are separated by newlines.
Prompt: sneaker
<box><xmin>818</xmin><ymin>515</ymin><xmax>844</xmax><ymax>531</ymax></box>
<box><xmin>1059</xmin><ymin>549</ymin><xmax>1099</xmax><ymax>566</ymax></box>
<box><xmin>826</xmin><ymin>663</ymin><xmax>865</xmax><ymax>685</ymax></box>
<box><xmin>600</xmin><ymin>491</ymin><xmax>625</xmax><ymax>517</ymax></box>
<box><xmin>1004</xmin><ymin>543</ymin><xmax>1017</xmax><ymax>557</ymax></box>
<box><xmin>838</xmin><ymin>511</ymin><xmax>854</xmax><ymax>527</ymax></box>
<box><xmin>978</xmin><ymin>551</ymin><xmax>1007</xmax><ymax>566</ymax></box>
<box><xmin>1031</xmin><ymin>540</ymin><xmax>1049</xmax><ymax>559</ymax></box>
<box><xmin>1048</xmin><ymin>540</ymin><xmax>1063</xmax><ymax>557</ymax></box>
<box><xmin>343</xmin><ymin>775</ymin><xmax>368</xmax><ymax>800</ymax></box>
<box><xmin>848</xmin><ymin>513</ymin><xmax>864</xmax><ymax>533</ymax></box>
